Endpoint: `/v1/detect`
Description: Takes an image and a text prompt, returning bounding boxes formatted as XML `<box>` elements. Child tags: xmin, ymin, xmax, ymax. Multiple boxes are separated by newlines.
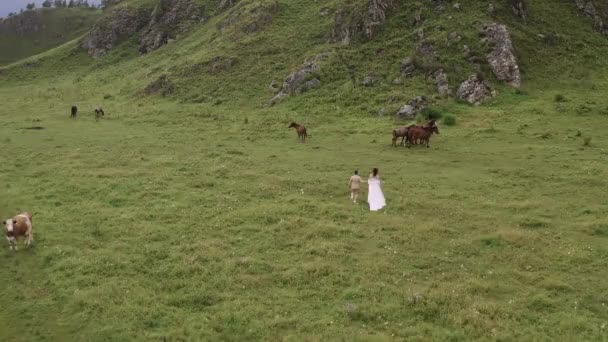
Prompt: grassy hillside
<box><xmin>0</xmin><ymin>7</ymin><xmax>101</xmax><ymax>66</ymax></box>
<box><xmin>1</xmin><ymin>0</ymin><xmax>608</xmax><ymax>340</ymax></box>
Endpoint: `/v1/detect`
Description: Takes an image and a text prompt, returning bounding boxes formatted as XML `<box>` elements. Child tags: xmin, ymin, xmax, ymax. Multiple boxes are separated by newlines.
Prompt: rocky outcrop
<box><xmin>510</xmin><ymin>0</ymin><xmax>528</xmax><ymax>20</ymax></box>
<box><xmin>482</xmin><ymin>23</ymin><xmax>521</xmax><ymax>87</ymax></box>
<box><xmin>218</xmin><ymin>0</ymin><xmax>238</xmax><ymax>11</ymax></box>
<box><xmin>396</xmin><ymin>96</ymin><xmax>427</xmax><ymax>119</ymax></box>
<box><xmin>574</xmin><ymin>0</ymin><xmax>608</xmax><ymax>36</ymax></box>
<box><xmin>456</xmin><ymin>74</ymin><xmax>494</xmax><ymax>105</ymax></box>
<box><xmin>267</xmin><ymin>53</ymin><xmax>328</xmax><ymax>105</ymax></box>
<box><xmin>329</xmin><ymin>0</ymin><xmax>395</xmax><ymax>45</ymax></box>
<box><xmin>139</xmin><ymin>0</ymin><xmax>202</xmax><ymax>54</ymax></box>
<box><xmin>218</xmin><ymin>1</ymin><xmax>279</xmax><ymax>34</ymax></box>
<box><xmin>400</xmin><ymin>57</ymin><xmax>416</xmax><ymax>77</ymax></box>
<box><xmin>145</xmin><ymin>74</ymin><xmax>175</xmax><ymax>96</ymax></box>
<box><xmin>82</xmin><ymin>7</ymin><xmax>151</xmax><ymax>59</ymax></box>
<box><xmin>432</xmin><ymin>69</ymin><xmax>450</xmax><ymax>97</ymax></box>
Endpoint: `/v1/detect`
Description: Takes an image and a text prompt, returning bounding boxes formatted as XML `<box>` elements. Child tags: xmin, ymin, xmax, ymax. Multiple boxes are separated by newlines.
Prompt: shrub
<box><xmin>575</xmin><ymin>130</ymin><xmax>582</xmax><ymax>137</ymax></box>
<box><xmin>421</xmin><ymin>107</ymin><xmax>443</xmax><ymax>120</ymax></box>
<box><xmin>443</xmin><ymin>114</ymin><xmax>456</xmax><ymax>126</ymax></box>
<box><xmin>554</xmin><ymin>94</ymin><xmax>566</xmax><ymax>102</ymax></box>
<box><xmin>415</xmin><ymin>113</ymin><xmax>425</xmax><ymax>123</ymax></box>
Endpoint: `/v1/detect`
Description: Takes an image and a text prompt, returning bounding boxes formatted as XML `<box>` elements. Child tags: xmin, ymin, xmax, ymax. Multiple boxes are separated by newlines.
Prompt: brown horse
<box><xmin>392</xmin><ymin>124</ymin><xmax>416</xmax><ymax>147</ymax></box>
<box><xmin>94</xmin><ymin>106</ymin><xmax>105</xmax><ymax>121</ymax></box>
<box><xmin>288</xmin><ymin>122</ymin><xmax>308</xmax><ymax>143</ymax></box>
<box><xmin>407</xmin><ymin>120</ymin><xmax>440</xmax><ymax>148</ymax></box>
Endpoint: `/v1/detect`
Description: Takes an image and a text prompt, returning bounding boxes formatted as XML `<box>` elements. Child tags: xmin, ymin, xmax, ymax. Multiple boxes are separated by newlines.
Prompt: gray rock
<box><xmin>456</xmin><ymin>74</ymin><xmax>494</xmax><ymax>105</ymax></box>
<box><xmin>139</xmin><ymin>0</ymin><xmax>202</xmax><ymax>54</ymax></box>
<box><xmin>363</xmin><ymin>76</ymin><xmax>374</xmax><ymax>87</ymax></box>
<box><xmin>329</xmin><ymin>0</ymin><xmax>395</xmax><ymax>45</ymax></box>
<box><xmin>574</xmin><ymin>0</ymin><xmax>608</xmax><ymax>36</ymax></box>
<box><xmin>409</xmin><ymin>292</ymin><xmax>424</xmax><ymax>304</ymax></box>
<box><xmin>510</xmin><ymin>0</ymin><xmax>527</xmax><ymax>20</ymax></box>
<box><xmin>400</xmin><ymin>57</ymin><xmax>416</xmax><ymax>77</ymax></box>
<box><xmin>453</xmin><ymin>3</ymin><xmax>461</xmax><ymax>10</ymax></box>
<box><xmin>218</xmin><ymin>0</ymin><xmax>237</xmax><ymax>10</ymax></box>
<box><xmin>482</xmin><ymin>23</ymin><xmax>521</xmax><ymax>87</ymax></box>
<box><xmin>433</xmin><ymin>69</ymin><xmax>450</xmax><ymax>97</ymax></box>
<box><xmin>392</xmin><ymin>77</ymin><xmax>403</xmax><ymax>85</ymax></box>
<box><xmin>488</xmin><ymin>3</ymin><xmax>496</xmax><ymax>16</ymax></box>
<box><xmin>144</xmin><ymin>74</ymin><xmax>175</xmax><ymax>96</ymax></box>
<box><xmin>396</xmin><ymin>96</ymin><xmax>427</xmax><ymax>119</ymax></box>
<box><xmin>266</xmin><ymin>53</ymin><xmax>328</xmax><ymax>105</ymax></box>
<box><xmin>82</xmin><ymin>7</ymin><xmax>151</xmax><ymax>59</ymax></box>
<box><xmin>449</xmin><ymin>31</ymin><xmax>462</xmax><ymax>44</ymax></box>
<box><xmin>269</xmin><ymin>79</ymin><xmax>281</xmax><ymax>93</ymax></box>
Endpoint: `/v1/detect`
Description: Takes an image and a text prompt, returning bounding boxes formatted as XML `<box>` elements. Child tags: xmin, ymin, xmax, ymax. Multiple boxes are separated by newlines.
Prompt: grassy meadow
<box><xmin>1</xmin><ymin>0</ymin><xmax>608</xmax><ymax>340</ymax></box>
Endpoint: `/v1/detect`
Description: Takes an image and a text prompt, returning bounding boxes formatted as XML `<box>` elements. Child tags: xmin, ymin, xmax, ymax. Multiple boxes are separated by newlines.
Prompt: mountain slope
<box><xmin>0</xmin><ymin>7</ymin><xmax>101</xmax><ymax>66</ymax></box>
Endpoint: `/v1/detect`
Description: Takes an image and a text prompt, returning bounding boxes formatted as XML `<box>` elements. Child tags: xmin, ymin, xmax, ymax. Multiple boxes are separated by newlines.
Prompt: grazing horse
<box><xmin>407</xmin><ymin>120</ymin><xmax>440</xmax><ymax>148</ymax></box>
<box><xmin>3</xmin><ymin>212</ymin><xmax>33</xmax><ymax>251</ymax></box>
<box><xmin>94</xmin><ymin>106</ymin><xmax>105</xmax><ymax>121</ymax></box>
<box><xmin>392</xmin><ymin>124</ymin><xmax>416</xmax><ymax>147</ymax></box>
<box><xmin>288</xmin><ymin>122</ymin><xmax>308</xmax><ymax>143</ymax></box>
<box><xmin>71</xmin><ymin>105</ymin><xmax>78</xmax><ymax>119</ymax></box>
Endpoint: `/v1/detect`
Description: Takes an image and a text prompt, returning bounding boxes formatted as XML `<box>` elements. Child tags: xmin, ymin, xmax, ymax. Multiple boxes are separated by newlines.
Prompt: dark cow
<box><xmin>71</xmin><ymin>105</ymin><xmax>78</xmax><ymax>119</ymax></box>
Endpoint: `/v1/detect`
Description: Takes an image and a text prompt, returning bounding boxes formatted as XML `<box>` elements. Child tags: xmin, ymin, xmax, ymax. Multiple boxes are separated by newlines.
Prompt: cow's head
<box><xmin>4</xmin><ymin>219</ymin><xmax>16</xmax><ymax>242</ymax></box>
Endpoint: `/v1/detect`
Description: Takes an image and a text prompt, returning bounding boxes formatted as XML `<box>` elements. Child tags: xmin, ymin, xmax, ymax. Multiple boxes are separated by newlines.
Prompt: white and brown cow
<box><xmin>4</xmin><ymin>212</ymin><xmax>33</xmax><ymax>251</ymax></box>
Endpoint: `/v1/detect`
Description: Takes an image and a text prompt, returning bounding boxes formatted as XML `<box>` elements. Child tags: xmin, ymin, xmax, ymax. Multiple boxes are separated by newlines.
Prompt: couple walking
<box><xmin>348</xmin><ymin>168</ymin><xmax>386</xmax><ymax>211</ymax></box>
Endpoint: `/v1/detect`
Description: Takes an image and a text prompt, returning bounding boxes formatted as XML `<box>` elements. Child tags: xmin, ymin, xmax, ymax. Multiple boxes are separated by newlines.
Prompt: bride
<box><xmin>367</xmin><ymin>168</ymin><xmax>386</xmax><ymax>211</ymax></box>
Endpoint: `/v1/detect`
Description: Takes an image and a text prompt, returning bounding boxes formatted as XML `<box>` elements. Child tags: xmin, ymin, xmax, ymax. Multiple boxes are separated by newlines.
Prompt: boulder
<box><xmin>482</xmin><ymin>23</ymin><xmax>521</xmax><ymax>87</ymax></box>
<box><xmin>396</xmin><ymin>96</ymin><xmax>427</xmax><ymax>119</ymax></box>
<box><xmin>400</xmin><ymin>57</ymin><xmax>416</xmax><ymax>77</ymax></box>
<box><xmin>433</xmin><ymin>69</ymin><xmax>450</xmax><ymax>97</ymax></box>
<box><xmin>266</xmin><ymin>53</ymin><xmax>328</xmax><ymax>105</ymax></box>
<box><xmin>456</xmin><ymin>74</ymin><xmax>494</xmax><ymax>105</ymax></box>
<box><xmin>510</xmin><ymin>0</ymin><xmax>527</xmax><ymax>20</ymax></box>
<box><xmin>363</xmin><ymin>74</ymin><xmax>381</xmax><ymax>87</ymax></box>
<box><xmin>574</xmin><ymin>0</ymin><xmax>608</xmax><ymax>36</ymax></box>
<box><xmin>218</xmin><ymin>0</ymin><xmax>237</xmax><ymax>11</ymax></box>
<box><xmin>144</xmin><ymin>74</ymin><xmax>175</xmax><ymax>96</ymax></box>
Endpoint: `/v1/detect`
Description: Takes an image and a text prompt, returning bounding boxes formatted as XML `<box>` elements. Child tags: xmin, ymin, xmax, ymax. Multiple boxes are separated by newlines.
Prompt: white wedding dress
<box><xmin>367</xmin><ymin>177</ymin><xmax>386</xmax><ymax>211</ymax></box>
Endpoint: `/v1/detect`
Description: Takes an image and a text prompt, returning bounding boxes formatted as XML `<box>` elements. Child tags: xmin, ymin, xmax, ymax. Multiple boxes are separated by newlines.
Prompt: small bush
<box><xmin>421</xmin><ymin>108</ymin><xmax>443</xmax><ymax>120</ymax></box>
<box><xmin>443</xmin><ymin>114</ymin><xmax>456</xmax><ymax>126</ymax></box>
<box><xmin>554</xmin><ymin>94</ymin><xmax>566</xmax><ymax>102</ymax></box>
<box><xmin>575</xmin><ymin>130</ymin><xmax>582</xmax><ymax>137</ymax></box>
<box><xmin>583</xmin><ymin>137</ymin><xmax>592</xmax><ymax>146</ymax></box>
<box><xmin>415</xmin><ymin>113</ymin><xmax>425</xmax><ymax>123</ymax></box>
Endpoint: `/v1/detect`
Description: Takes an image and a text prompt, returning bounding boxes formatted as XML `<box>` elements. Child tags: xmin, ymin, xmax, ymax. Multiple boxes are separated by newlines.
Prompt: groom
<box><xmin>348</xmin><ymin>170</ymin><xmax>363</xmax><ymax>203</ymax></box>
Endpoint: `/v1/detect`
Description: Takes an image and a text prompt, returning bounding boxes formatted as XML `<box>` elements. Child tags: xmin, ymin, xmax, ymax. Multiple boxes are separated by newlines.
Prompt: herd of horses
<box><xmin>289</xmin><ymin>119</ymin><xmax>440</xmax><ymax>148</ymax></box>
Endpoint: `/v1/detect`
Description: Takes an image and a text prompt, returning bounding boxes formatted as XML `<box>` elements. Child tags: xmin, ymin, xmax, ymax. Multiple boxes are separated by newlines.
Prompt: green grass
<box><xmin>1</xmin><ymin>0</ymin><xmax>608</xmax><ymax>340</ymax></box>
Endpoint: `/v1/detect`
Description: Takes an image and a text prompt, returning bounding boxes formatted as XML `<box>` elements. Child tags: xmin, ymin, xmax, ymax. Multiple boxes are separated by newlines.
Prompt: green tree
<box><xmin>42</xmin><ymin>0</ymin><xmax>53</xmax><ymax>8</ymax></box>
<box><xmin>26</xmin><ymin>2</ymin><xmax>36</xmax><ymax>10</ymax></box>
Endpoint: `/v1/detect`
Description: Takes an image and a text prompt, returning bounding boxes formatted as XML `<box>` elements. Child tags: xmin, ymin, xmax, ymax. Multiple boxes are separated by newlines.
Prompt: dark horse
<box><xmin>288</xmin><ymin>122</ymin><xmax>308</xmax><ymax>143</ymax></box>
<box><xmin>94</xmin><ymin>106</ymin><xmax>105</xmax><ymax>121</ymax></box>
<box><xmin>70</xmin><ymin>105</ymin><xmax>78</xmax><ymax>119</ymax></box>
